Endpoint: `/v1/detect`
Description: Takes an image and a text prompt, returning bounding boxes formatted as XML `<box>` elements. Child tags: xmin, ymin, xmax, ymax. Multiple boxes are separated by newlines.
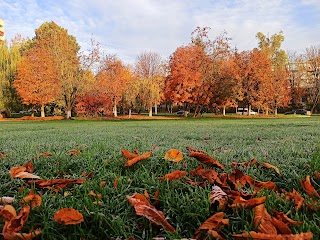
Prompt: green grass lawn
<box><xmin>0</xmin><ymin>117</ymin><xmax>320</xmax><ymax>239</ymax></box>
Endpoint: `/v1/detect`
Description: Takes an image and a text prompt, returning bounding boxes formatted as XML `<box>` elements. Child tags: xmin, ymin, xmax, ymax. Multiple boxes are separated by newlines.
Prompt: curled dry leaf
<box><xmin>134</xmin><ymin>203</ymin><xmax>176</xmax><ymax>233</ymax></box>
<box><xmin>282</xmin><ymin>189</ymin><xmax>304</xmax><ymax>210</ymax></box>
<box><xmin>0</xmin><ymin>204</ymin><xmax>17</xmax><ymax>221</ymax></box>
<box><xmin>231</xmin><ymin>158</ymin><xmax>258</xmax><ymax>168</ymax></box>
<box><xmin>124</xmin><ymin>151</ymin><xmax>152</xmax><ymax>167</ymax></box>
<box><xmin>207</xmin><ymin>230</ymin><xmax>224</xmax><ymax>240</ymax></box>
<box><xmin>188</xmin><ymin>151</ymin><xmax>225</xmax><ymax>170</ymax></box>
<box><xmin>27</xmin><ymin>179</ymin><xmax>85</xmax><ymax>192</ymax></box>
<box><xmin>262</xmin><ymin>162</ymin><xmax>281</xmax><ymax>175</ymax></box>
<box><xmin>210</xmin><ymin>186</ymin><xmax>228</xmax><ymax>210</ymax></box>
<box><xmin>10</xmin><ymin>166</ymin><xmax>27</xmax><ymax>177</ymax></box>
<box><xmin>273</xmin><ymin>209</ymin><xmax>303</xmax><ymax>226</ymax></box>
<box><xmin>230</xmin><ymin>196</ymin><xmax>266</xmax><ymax>209</ymax></box>
<box><xmin>253</xmin><ymin>204</ymin><xmax>277</xmax><ymax>234</ymax></box>
<box><xmin>228</xmin><ymin>169</ymin><xmax>254</xmax><ymax>190</ymax></box>
<box><xmin>121</xmin><ymin>149</ymin><xmax>139</xmax><ymax>160</ymax></box>
<box><xmin>67</xmin><ymin>149</ymin><xmax>80</xmax><ymax>156</ymax></box>
<box><xmin>158</xmin><ymin>170</ymin><xmax>187</xmax><ymax>181</ymax></box>
<box><xmin>232</xmin><ymin>231</ymin><xmax>313</xmax><ymax>240</ymax></box>
<box><xmin>190</xmin><ymin>165</ymin><xmax>220</xmax><ymax>185</ymax></box>
<box><xmin>127</xmin><ymin>193</ymin><xmax>151</xmax><ymax>207</ymax></box>
<box><xmin>300</xmin><ymin>175</ymin><xmax>320</xmax><ymax>198</ymax></box>
<box><xmin>21</xmin><ymin>190</ymin><xmax>42</xmax><ymax>208</ymax></box>
<box><xmin>254</xmin><ymin>181</ymin><xmax>278</xmax><ymax>192</ymax></box>
<box><xmin>23</xmin><ymin>161</ymin><xmax>34</xmax><ymax>173</ymax></box>
<box><xmin>271</xmin><ymin>216</ymin><xmax>292</xmax><ymax>234</ymax></box>
<box><xmin>164</xmin><ymin>149</ymin><xmax>183</xmax><ymax>162</ymax></box>
<box><xmin>194</xmin><ymin>212</ymin><xmax>229</xmax><ymax>236</ymax></box>
<box><xmin>2</xmin><ymin>228</ymin><xmax>42</xmax><ymax>240</ymax></box>
<box><xmin>5</xmin><ymin>205</ymin><xmax>31</xmax><ymax>232</ymax></box>
<box><xmin>0</xmin><ymin>196</ymin><xmax>15</xmax><ymax>204</ymax></box>
<box><xmin>54</xmin><ymin>208</ymin><xmax>84</xmax><ymax>225</ymax></box>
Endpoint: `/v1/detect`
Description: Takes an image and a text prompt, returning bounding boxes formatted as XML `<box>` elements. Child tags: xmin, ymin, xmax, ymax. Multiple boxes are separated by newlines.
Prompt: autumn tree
<box><xmin>304</xmin><ymin>45</ymin><xmax>320</xmax><ymax>113</ymax></box>
<box><xmin>0</xmin><ymin>35</ymin><xmax>29</xmax><ymax>112</ymax></box>
<box><xmin>256</xmin><ymin>31</ymin><xmax>290</xmax><ymax>114</ymax></box>
<box><xmin>122</xmin><ymin>76</ymin><xmax>140</xmax><ymax>118</ymax></box>
<box><xmin>96</xmin><ymin>55</ymin><xmax>132</xmax><ymax>117</ymax></box>
<box><xmin>15</xmin><ymin>45</ymin><xmax>60</xmax><ymax>117</ymax></box>
<box><xmin>33</xmin><ymin>21</ymin><xmax>83</xmax><ymax>119</ymax></box>
<box><xmin>134</xmin><ymin>51</ymin><xmax>164</xmax><ymax>116</ymax></box>
<box><xmin>236</xmin><ymin>49</ymin><xmax>273</xmax><ymax>115</ymax></box>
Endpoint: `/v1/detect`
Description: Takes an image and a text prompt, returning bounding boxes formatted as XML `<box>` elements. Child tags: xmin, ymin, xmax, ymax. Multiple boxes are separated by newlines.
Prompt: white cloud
<box><xmin>1</xmin><ymin>0</ymin><xmax>319</xmax><ymax>63</ymax></box>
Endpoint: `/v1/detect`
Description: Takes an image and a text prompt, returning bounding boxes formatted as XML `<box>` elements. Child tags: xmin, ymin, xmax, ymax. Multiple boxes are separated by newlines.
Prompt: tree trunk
<box><xmin>41</xmin><ymin>104</ymin><xmax>45</xmax><ymax>118</ymax></box>
<box><xmin>128</xmin><ymin>108</ymin><xmax>132</xmax><ymax>119</ymax></box>
<box><xmin>223</xmin><ymin>106</ymin><xmax>226</xmax><ymax>116</ymax></box>
<box><xmin>113</xmin><ymin>104</ymin><xmax>118</xmax><ymax>117</ymax></box>
<box><xmin>66</xmin><ymin>109</ymin><xmax>72</xmax><ymax>119</ymax></box>
<box><xmin>154</xmin><ymin>103</ymin><xmax>158</xmax><ymax>115</ymax></box>
<box><xmin>149</xmin><ymin>106</ymin><xmax>152</xmax><ymax>117</ymax></box>
<box><xmin>275</xmin><ymin>107</ymin><xmax>278</xmax><ymax>115</ymax></box>
<box><xmin>248</xmin><ymin>105</ymin><xmax>251</xmax><ymax>116</ymax></box>
<box><xmin>265</xmin><ymin>108</ymin><xmax>269</xmax><ymax>115</ymax></box>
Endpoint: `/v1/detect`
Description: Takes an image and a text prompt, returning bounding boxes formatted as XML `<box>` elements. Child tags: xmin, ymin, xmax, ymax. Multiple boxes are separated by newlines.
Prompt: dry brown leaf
<box><xmin>134</xmin><ymin>203</ymin><xmax>176</xmax><ymax>233</ymax></box>
<box><xmin>113</xmin><ymin>178</ymin><xmax>119</xmax><ymax>189</ymax></box>
<box><xmin>210</xmin><ymin>186</ymin><xmax>228</xmax><ymax>210</ymax></box>
<box><xmin>0</xmin><ymin>204</ymin><xmax>17</xmax><ymax>221</ymax></box>
<box><xmin>10</xmin><ymin>166</ymin><xmax>27</xmax><ymax>177</ymax></box>
<box><xmin>0</xmin><ymin>196</ymin><xmax>15</xmax><ymax>204</ymax></box>
<box><xmin>23</xmin><ymin>161</ymin><xmax>34</xmax><ymax>173</ymax></box>
<box><xmin>67</xmin><ymin>149</ymin><xmax>80</xmax><ymax>156</ymax></box>
<box><xmin>300</xmin><ymin>175</ymin><xmax>320</xmax><ymax>198</ymax></box>
<box><xmin>121</xmin><ymin>149</ymin><xmax>139</xmax><ymax>160</ymax></box>
<box><xmin>207</xmin><ymin>230</ymin><xmax>225</xmax><ymax>240</ymax></box>
<box><xmin>253</xmin><ymin>204</ymin><xmax>277</xmax><ymax>234</ymax></box>
<box><xmin>228</xmin><ymin>169</ymin><xmax>255</xmax><ymax>190</ymax></box>
<box><xmin>54</xmin><ymin>208</ymin><xmax>84</xmax><ymax>225</ymax></box>
<box><xmin>158</xmin><ymin>170</ymin><xmax>187</xmax><ymax>181</ymax></box>
<box><xmin>194</xmin><ymin>212</ymin><xmax>229</xmax><ymax>236</ymax></box>
<box><xmin>188</xmin><ymin>151</ymin><xmax>225</xmax><ymax>170</ymax></box>
<box><xmin>186</xmin><ymin>146</ymin><xmax>206</xmax><ymax>154</ymax></box>
<box><xmin>2</xmin><ymin>228</ymin><xmax>42</xmax><ymax>240</ymax></box>
<box><xmin>14</xmin><ymin>171</ymin><xmax>41</xmax><ymax>180</ymax></box>
<box><xmin>232</xmin><ymin>231</ymin><xmax>313</xmax><ymax>240</ymax></box>
<box><xmin>231</xmin><ymin>158</ymin><xmax>258</xmax><ymax>168</ymax></box>
<box><xmin>27</xmin><ymin>179</ymin><xmax>85</xmax><ymax>192</ymax></box>
<box><xmin>262</xmin><ymin>162</ymin><xmax>281</xmax><ymax>175</ymax></box>
<box><xmin>254</xmin><ymin>181</ymin><xmax>278</xmax><ymax>192</ymax></box>
<box><xmin>273</xmin><ymin>209</ymin><xmax>303</xmax><ymax>226</ymax></box>
<box><xmin>164</xmin><ymin>149</ymin><xmax>183</xmax><ymax>162</ymax></box>
<box><xmin>190</xmin><ymin>165</ymin><xmax>220</xmax><ymax>185</ymax></box>
<box><xmin>230</xmin><ymin>196</ymin><xmax>266</xmax><ymax>209</ymax></box>
<box><xmin>127</xmin><ymin>193</ymin><xmax>151</xmax><ymax>207</ymax></box>
<box><xmin>21</xmin><ymin>190</ymin><xmax>42</xmax><ymax>208</ymax></box>
<box><xmin>282</xmin><ymin>189</ymin><xmax>304</xmax><ymax>210</ymax></box>
<box><xmin>124</xmin><ymin>151</ymin><xmax>152</xmax><ymax>167</ymax></box>
<box><xmin>5</xmin><ymin>205</ymin><xmax>30</xmax><ymax>232</ymax></box>
<box><xmin>271</xmin><ymin>216</ymin><xmax>292</xmax><ymax>234</ymax></box>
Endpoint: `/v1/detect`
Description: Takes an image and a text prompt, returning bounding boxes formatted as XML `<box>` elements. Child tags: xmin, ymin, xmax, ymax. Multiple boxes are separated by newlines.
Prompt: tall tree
<box><xmin>134</xmin><ymin>51</ymin><xmax>164</xmax><ymax>116</ymax></box>
<box><xmin>96</xmin><ymin>55</ymin><xmax>132</xmax><ymax>117</ymax></box>
<box><xmin>34</xmin><ymin>21</ymin><xmax>82</xmax><ymax>119</ymax></box>
<box><xmin>14</xmin><ymin>46</ymin><xmax>60</xmax><ymax>117</ymax></box>
<box><xmin>256</xmin><ymin>31</ymin><xmax>290</xmax><ymax>114</ymax></box>
<box><xmin>304</xmin><ymin>45</ymin><xmax>320</xmax><ymax>113</ymax></box>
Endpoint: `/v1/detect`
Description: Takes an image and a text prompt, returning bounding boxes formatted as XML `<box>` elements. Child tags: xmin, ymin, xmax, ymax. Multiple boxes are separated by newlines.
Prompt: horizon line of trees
<box><xmin>0</xmin><ymin>21</ymin><xmax>319</xmax><ymax>118</ymax></box>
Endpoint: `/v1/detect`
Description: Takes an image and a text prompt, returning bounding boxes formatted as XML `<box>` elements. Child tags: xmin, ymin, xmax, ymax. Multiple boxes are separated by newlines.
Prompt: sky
<box><xmin>1</xmin><ymin>0</ymin><xmax>319</xmax><ymax>64</ymax></box>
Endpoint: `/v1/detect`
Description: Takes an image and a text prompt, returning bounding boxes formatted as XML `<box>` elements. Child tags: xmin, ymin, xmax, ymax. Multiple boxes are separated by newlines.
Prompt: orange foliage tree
<box><xmin>14</xmin><ymin>46</ymin><xmax>60</xmax><ymax>117</ymax></box>
<box><xmin>96</xmin><ymin>55</ymin><xmax>132</xmax><ymax>117</ymax></box>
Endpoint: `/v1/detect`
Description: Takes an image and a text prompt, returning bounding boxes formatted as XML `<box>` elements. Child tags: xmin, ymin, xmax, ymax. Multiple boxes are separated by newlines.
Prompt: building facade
<box><xmin>0</xmin><ymin>18</ymin><xmax>4</xmax><ymax>43</ymax></box>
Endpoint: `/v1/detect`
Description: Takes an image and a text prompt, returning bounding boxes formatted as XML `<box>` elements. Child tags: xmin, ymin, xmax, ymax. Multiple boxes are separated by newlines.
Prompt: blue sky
<box><xmin>1</xmin><ymin>0</ymin><xmax>319</xmax><ymax>63</ymax></box>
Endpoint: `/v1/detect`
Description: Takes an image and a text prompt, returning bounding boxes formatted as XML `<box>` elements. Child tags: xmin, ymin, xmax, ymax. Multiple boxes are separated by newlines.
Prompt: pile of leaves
<box><xmin>0</xmin><ymin>146</ymin><xmax>319</xmax><ymax>239</ymax></box>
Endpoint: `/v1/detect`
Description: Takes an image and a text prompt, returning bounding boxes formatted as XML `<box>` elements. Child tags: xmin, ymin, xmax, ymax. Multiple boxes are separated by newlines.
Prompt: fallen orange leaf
<box><xmin>23</xmin><ymin>161</ymin><xmax>34</xmax><ymax>173</ymax></box>
<box><xmin>5</xmin><ymin>205</ymin><xmax>30</xmax><ymax>232</ymax></box>
<box><xmin>124</xmin><ymin>151</ymin><xmax>152</xmax><ymax>167</ymax></box>
<box><xmin>37</xmin><ymin>152</ymin><xmax>53</xmax><ymax>158</ymax></box>
<box><xmin>231</xmin><ymin>158</ymin><xmax>258</xmax><ymax>168</ymax></box>
<box><xmin>164</xmin><ymin>149</ymin><xmax>183</xmax><ymax>162</ymax></box>
<box><xmin>144</xmin><ymin>190</ymin><xmax>150</xmax><ymax>200</ymax></box>
<box><xmin>127</xmin><ymin>193</ymin><xmax>151</xmax><ymax>207</ymax></box>
<box><xmin>10</xmin><ymin>166</ymin><xmax>27</xmax><ymax>178</ymax></box>
<box><xmin>54</xmin><ymin>208</ymin><xmax>84</xmax><ymax>225</ymax></box>
<box><xmin>273</xmin><ymin>209</ymin><xmax>303</xmax><ymax>226</ymax></box>
<box><xmin>121</xmin><ymin>149</ymin><xmax>139</xmax><ymax>160</ymax></box>
<box><xmin>114</xmin><ymin>178</ymin><xmax>119</xmax><ymax>189</ymax></box>
<box><xmin>230</xmin><ymin>196</ymin><xmax>266</xmax><ymax>209</ymax></box>
<box><xmin>158</xmin><ymin>170</ymin><xmax>186</xmax><ymax>181</ymax></box>
<box><xmin>232</xmin><ymin>231</ymin><xmax>313</xmax><ymax>239</ymax></box>
<box><xmin>254</xmin><ymin>181</ymin><xmax>278</xmax><ymax>192</ymax></box>
<box><xmin>21</xmin><ymin>190</ymin><xmax>42</xmax><ymax>208</ymax></box>
<box><xmin>188</xmin><ymin>151</ymin><xmax>225</xmax><ymax>170</ymax></box>
<box><xmin>134</xmin><ymin>203</ymin><xmax>176</xmax><ymax>233</ymax></box>
<box><xmin>101</xmin><ymin>181</ymin><xmax>106</xmax><ymax>187</ymax></box>
<box><xmin>300</xmin><ymin>175</ymin><xmax>320</xmax><ymax>198</ymax></box>
<box><xmin>2</xmin><ymin>228</ymin><xmax>41</xmax><ymax>240</ymax></box>
<box><xmin>194</xmin><ymin>212</ymin><xmax>229</xmax><ymax>236</ymax></box>
<box><xmin>88</xmin><ymin>190</ymin><xmax>102</xmax><ymax>199</ymax></box>
<box><xmin>253</xmin><ymin>204</ymin><xmax>277</xmax><ymax>234</ymax></box>
<box><xmin>229</xmin><ymin>169</ymin><xmax>254</xmax><ymax>190</ymax></box>
<box><xmin>27</xmin><ymin>179</ymin><xmax>85</xmax><ymax>192</ymax></box>
<box><xmin>67</xmin><ymin>149</ymin><xmax>80</xmax><ymax>156</ymax></box>
<box><xmin>262</xmin><ymin>162</ymin><xmax>281</xmax><ymax>175</ymax></box>
<box><xmin>0</xmin><ymin>204</ymin><xmax>17</xmax><ymax>221</ymax></box>
<box><xmin>282</xmin><ymin>189</ymin><xmax>304</xmax><ymax>210</ymax></box>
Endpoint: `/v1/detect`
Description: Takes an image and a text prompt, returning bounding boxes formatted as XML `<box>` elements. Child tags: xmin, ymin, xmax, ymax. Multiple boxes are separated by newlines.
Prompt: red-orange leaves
<box><xmin>134</xmin><ymin>204</ymin><xmax>176</xmax><ymax>233</ymax></box>
<box><xmin>194</xmin><ymin>212</ymin><xmax>229</xmax><ymax>238</ymax></box>
<box><xmin>0</xmin><ymin>205</ymin><xmax>17</xmax><ymax>221</ymax></box>
<box><xmin>230</xmin><ymin>196</ymin><xmax>266</xmax><ymax>209</ymax></box>
<box><xmin>262</xmin><ymin>162</ymin><xmax>281</xmax><ymax>175</ymax></box>
<box><xmin>164</xmin><ymin>149</ymin><xmax>183</xmax><ymax>162</ymax></box>
<box><xmin>10</xmin><ymin>164</ymin><xmax>41</xmax><ymax>180</ymax></box>
<box><xmin>2</xmin><ymin>229</ymin><xmax>42</xmax><ymax>240</ymax></box>
<box><xmin>27</xmin><ymin>179</ymin><xmax>85</xmax><ymax>192</ymax></box>
<box><xmin>121</xmin><ymin>149</ymin><xmax>139</xmax><ymax>160</ymax></box>
<box><xmin>124</xmin><ymin>150</ymin><xmax>152</xmax><ymax>167</ymax></box>
<box><xmin>188</xmin><ymin>150</ymin><xmax>225</xmax><ymax>170</ymax></box>
<box><xmin>228</xmin><ymin>169</ymin><xmax>254</xmax><ymax>190</ymax></box>
<box><xmin>20</xmin><ymin>190</ymin><xmax>42</xmax><ymax>208</ymax></box>
<box><xmin>127</xmin><ymin>193</ymin><xmax>175</xmax><ymax>233</ymax></box>
<box><xmin>253</xmin><ymin>204</ymin><xmax>277</xmax><ymax>234</ymax></box>
<box><xmin>54</xmin><ymin>208</ymin><xmax>84</xmax><ymax>225</ymax></box>
<box><xmin>158</xmin><ymin>170</ymin><xmax>186</xmax><ymax>181</ymax></box>
<box><xmin>5</xmin><ymin>205</ymin><xmax>31</xmax><ymax>233</ymax></box>
<box><xmin>282</xmin><ymin>189</ymin><xmax>304</xmax><ymax>210</ymax></box>
<box><xmin>300</xmin><ymin>175</ymin><xmax>320</xmax><ymax>198</ymax></box>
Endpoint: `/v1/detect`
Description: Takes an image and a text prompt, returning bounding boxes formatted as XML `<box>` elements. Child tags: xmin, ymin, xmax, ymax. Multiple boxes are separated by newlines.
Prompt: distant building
<box><xmin>0</xmin><ymin>18</ymin><xmax>4</xmax><ymax>43</ymax></box>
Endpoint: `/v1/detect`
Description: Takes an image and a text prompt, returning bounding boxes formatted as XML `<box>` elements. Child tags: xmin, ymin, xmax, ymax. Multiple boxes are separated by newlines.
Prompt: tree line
<box><xmin>0</xmin><ymin>22</ymin><xmax>319</xmax><ymax>118</ymax></box>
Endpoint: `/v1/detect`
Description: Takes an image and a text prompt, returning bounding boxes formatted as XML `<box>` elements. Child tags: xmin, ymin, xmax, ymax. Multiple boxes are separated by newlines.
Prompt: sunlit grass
<box><xmin>0</xmin><ymin>117</ymin><xmax>319</xmax><ymax>239</ymax></box>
